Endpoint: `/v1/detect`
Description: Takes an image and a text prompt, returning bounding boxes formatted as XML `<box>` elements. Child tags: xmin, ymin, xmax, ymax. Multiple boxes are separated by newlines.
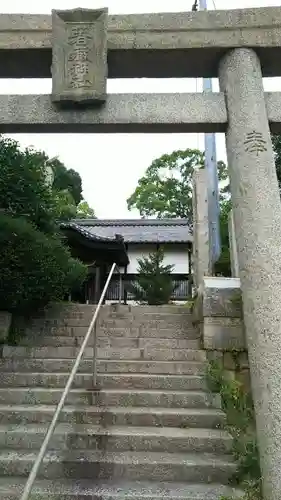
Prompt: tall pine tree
<box><xmin>130</xmin><ymin>248</ymin><xmax>176</xmax><ymax>305</ymax></box>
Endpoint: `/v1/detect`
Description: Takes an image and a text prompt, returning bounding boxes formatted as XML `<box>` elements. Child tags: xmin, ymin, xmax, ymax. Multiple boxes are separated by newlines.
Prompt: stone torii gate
<box><xmin>1</xmin><ymin>6</ymin><xmax>281</xmax><ymax>499</ymax></box>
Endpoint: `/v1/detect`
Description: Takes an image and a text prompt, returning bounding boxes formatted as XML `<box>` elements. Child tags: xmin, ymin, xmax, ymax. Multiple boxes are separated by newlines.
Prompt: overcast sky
<box><xmin>1</xmin><ymin>0</ymin><xmax>281</xmax><ymax>218</ymax></box>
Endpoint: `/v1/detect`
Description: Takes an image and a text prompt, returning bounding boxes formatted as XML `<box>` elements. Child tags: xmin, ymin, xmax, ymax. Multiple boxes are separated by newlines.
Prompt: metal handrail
<box><xmin>20</xmin><ymin>262</ymin><xmax>117</xmax><ymax>500</ymax></box>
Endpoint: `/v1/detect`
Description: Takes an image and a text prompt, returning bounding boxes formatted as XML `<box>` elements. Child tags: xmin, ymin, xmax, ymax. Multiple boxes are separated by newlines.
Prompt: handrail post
<box><xmin>92</xmin><ymin>320</ymin><xmax>98</xmax><ymax>388</ymax></box>
<box><xmin>119</xmin><ymin>269</ymin><xmax>122</xmax><ymax>304</ymax></box>
<box><xmin>20</xmin><ymin>262</ymin><xmax>117</xmax><ymax>500</ymax></box>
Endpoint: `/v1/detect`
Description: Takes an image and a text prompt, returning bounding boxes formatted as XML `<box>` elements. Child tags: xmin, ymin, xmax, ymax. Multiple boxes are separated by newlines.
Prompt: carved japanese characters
<box><xmin>51</xmin><ymin>8</ymin><xmax>108</xmax><ymax>106</ymax></box>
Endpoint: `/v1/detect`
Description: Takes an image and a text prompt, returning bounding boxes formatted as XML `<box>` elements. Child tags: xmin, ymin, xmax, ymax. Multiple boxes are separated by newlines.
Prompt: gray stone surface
<box><xmin>0</xmin><ymin>405</ymin><xmax>226</xmax><ymax>429</ymax></box>
<box><xmin>0</xmin><ymin>372</ymin><xmax>207</xmax><ymax>391</ymax></box>
<box><xmin>3</xmin><ymin>345</ymin><xmax>206</xmax><ymax>362</ymax></box>
<box><xmin>219</xmin><ymin>47</ymin><xmax>281</xmax><ymax>500</ymax></box>
<box><xmin>0</xmin><ymin>358</ymin><xmax>205</xmax><ymax>375</ymax></box>
<box><xmin>52</xmin><ymin>8</ymin><xmax>108</xmax><ymax>105</ymax></box>
<box><xmin>228</xmin><ymin>210</ymin><xmax>239</xmax><ymax>278</ymax></box>
<box><xmin>0</xmin><ymin>423</ymin><xmax>232</xmax><ymax>454</ymax></box>
<box><xmin>0</xmin><ymin>92</ymin><xmax>281</xmax><ymax>134</ymax></box>
<box><xmin>0</xmin><ymin>93</ymin><xmax>226</xmax><ymax>134</ymax></box>
<box><xmin>193</xmin><ymin>169</ymin><xmax>211</xmax><ymax>289</ymax></box>
<box><xmin>0</xmin><ymin>387</ymin><xmax>221</xmax><ymax>409</ymax></box>
<box><xmin>0</xmin><ymin>478</ymin><xmax>244</xmax><ymax>500</ymax></box>
<box><xmin>0</xmin><ymin>449</ymin><xmax>237</xmax><ymax>482</ymax></box>
<box><xmin>202</xmin><ymin>317</ymin><xmax>245</xmax><ymax>351</ymax></box>
<box><xmin>202</xmin><ymin>287</ymin><xmax>242</xmax><ymax>318</ymax></box>
<box><xmin>0</xmin><ymin>303</ymin><xmax>242</xmax><ymax>498</ymax></box>
<box><xmin>1</xmin><ymin>8</ymin><xmax>281</xmax><ymax>79</ymax></box>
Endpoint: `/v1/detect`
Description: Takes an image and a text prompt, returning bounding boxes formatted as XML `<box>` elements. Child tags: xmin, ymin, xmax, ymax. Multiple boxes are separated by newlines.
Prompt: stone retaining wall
<box><xmin>193</xmin><ymin>277</ymin><xmax>251</xmax><ymax>392</ymax></box>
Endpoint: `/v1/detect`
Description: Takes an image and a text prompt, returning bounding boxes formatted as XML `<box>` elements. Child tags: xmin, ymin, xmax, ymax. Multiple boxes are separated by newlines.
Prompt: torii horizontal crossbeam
<box><xmin>0</xmin><ymin>92</ymin><xmax>280</xmax><ymax>134</ymax></box>
<box><xmin>0</xmin><ymin>7</ymin><xmax>281</xmax><ymax>78</ymax></box>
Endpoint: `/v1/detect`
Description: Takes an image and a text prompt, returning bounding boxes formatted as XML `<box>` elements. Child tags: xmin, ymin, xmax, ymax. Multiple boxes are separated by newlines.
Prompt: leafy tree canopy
<box><xmin>76</xmin><ymin>200</ymin><xmax>96</xmax><ymax>219</ymax></box>
<box><xmin>127</xmin><ymin>148</ymin><xmax>228</xmax><ymax>223</ymax></box>
<box><xmin>50</xmin><ymin>157</ymin><xmax>83</xmax><ymax>206</ymax></box>
<box><xmin>127</xmin><ymin>147</ymin><xmax>231</xmax><ymax>275</ymax></box>
<box><xmin>0</xmin><ymin>136</ymin><xmax>57</xmax><ymax>234</ymax></box>
<box><xmin>0</xmin><ymin>135</ymin><xmax>95</xmax><ymax>229</ymax></box>
<box><xmin>53</xmin><ymin>189</ymin><xmax>78</xmax><ymax>222</ymax></box>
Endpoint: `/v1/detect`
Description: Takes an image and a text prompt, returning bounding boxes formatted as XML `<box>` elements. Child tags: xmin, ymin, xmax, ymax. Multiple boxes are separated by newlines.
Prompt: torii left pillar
<box><xmin>219</xmin><ymin>47</ymin><xmax>281</xmax><ymax>500</ymax></box>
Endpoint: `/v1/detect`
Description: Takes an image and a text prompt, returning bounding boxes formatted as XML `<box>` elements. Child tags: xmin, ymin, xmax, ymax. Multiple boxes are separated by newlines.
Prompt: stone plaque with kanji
<box><xmin>52</xmin><ymin>8</ymin><xmax>108</xmax><ymax>106</ymax></box>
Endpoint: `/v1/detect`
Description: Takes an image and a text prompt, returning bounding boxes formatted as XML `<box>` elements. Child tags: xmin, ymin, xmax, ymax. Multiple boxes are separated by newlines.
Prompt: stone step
<box><xmin>31</xmin><ymin>303</ymin><xmax>97</xmax><ymax>318</ymax></box>
<box><xmin>101</xmin><ymin>319</ymin><xmax>195</xmax><ymax>332</ymax></box>
<box><xmin>101</xmin><ymin>326</ymin><xmax>200</xmax><ymax>340</ymax></box>
<box><xmin>19</xmin><ymin>336</ymin><xmax>201</xmax><ymax>349</ymax></box>
<box><xmin>0</xmin><ymin>388</ymin><xmax>221</xmax><ymax>408</ymax></box>
<box><xmin>0</xmin><ymin>404</ymin><xmax>226</xmax><ymax>429</ymax></box>
<box><xmin>110</xmin><ymin>304</ymin><xmax>191</xmax><ymax>313</ymax></box>
<box><xmin>99</xmin><ymin>360</ymin><xmax>206</xmax><ymax>375</ymax></box>
<box><xmin>0</xmin><ymin>372</ymin><xmax>207</xmax><ymax>391</ymax></box>
<box><xmin>0</xmin><ymin>478</ymin><xmax>244</xmax><ymax>500</ymax></box>
<box><xmin>0</xmin><ymin>358</ymin><xmax>206</xmax><ymax>375</ymax></box>
<box><xmin>0</xmin><ymin>424</ymin><xmax>233</xmax><ymax>454</ymax></box>
<box><xmin>27</xmin><ymin>316</ymin><xmax>195</xmax><ymax>330</ymax></box>
<box><xmin>101</xmin><ymin>348</ymin><xmax>205</xmax><ymax>362</ymax></box>
<box><xmin>0</xmin><ymin>449</ymin><xmax>237</xmax><ymax>482</ymax></box>
<box><xmin>3</xmin><ymin>346</ymin><xmax>206</xmax><ymax>361</ymax></box>
<box><xmin>24</xmin><ymin>325</ymin><xmax>200</xmax><ymax>339</ymax></box>
<box><xmin>29</xmin><ymin>304</ymin><xmax>191</xmax><ymax>319</ymax></box>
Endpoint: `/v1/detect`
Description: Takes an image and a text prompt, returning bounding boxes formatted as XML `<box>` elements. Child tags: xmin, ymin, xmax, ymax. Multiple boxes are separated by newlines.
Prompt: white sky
<box><xmin>1</xmin><ymin>0</ymin><xmax>281</xmax><ymax>217</ymax></box>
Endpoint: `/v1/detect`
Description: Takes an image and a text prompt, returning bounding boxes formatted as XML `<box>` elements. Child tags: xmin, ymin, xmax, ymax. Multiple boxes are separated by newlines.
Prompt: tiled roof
<box><xmin>71</xmin><ymin>219</ymin><xmax>192</xmax><ymax>244</ymax></box>
<box><xmin>60</xmin><ymin>222</ymin><xmax>121</xmax><ymax>243</ymax></box>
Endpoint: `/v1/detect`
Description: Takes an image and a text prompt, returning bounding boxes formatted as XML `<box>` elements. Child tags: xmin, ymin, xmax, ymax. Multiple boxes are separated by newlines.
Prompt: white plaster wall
<box><xmin>162</xmin><ymin>244</ymin><xmax>190</xmax><ymax>274</ymax></box>
<box><xmin>126</xmin><ymin>243</ymin><xmax>190</xmax><ymax>274</ymax></box>
<box><xmin>127</xmin><ymin>244</ymin><xmax>157</xmax><ymax>273</ymax></box>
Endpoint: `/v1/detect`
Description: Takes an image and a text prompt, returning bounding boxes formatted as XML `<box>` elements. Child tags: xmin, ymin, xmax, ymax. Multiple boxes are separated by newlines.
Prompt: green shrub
<box><xmin>0</xmin><ymin>214</ymin><xmax>87</xmax><ymax>314</ymax></box>
<box><xmin>130</xmin><ymin>248</ymin><xmax>176</xmax><ymax>305</ymax></box>
<box><xmin>206</xmin><ymin>361</ymin><xmax>262</xmax><ymax>499</ymax></box>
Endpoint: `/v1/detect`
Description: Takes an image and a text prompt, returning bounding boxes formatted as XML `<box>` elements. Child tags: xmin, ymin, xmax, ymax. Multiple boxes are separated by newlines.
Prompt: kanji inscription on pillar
<box><xmin>243</xmin><ymin>130</ymin><xmax>267</xmax><ymax>156</ymax></box>
<box><xmin>51</xmin><ymin>8</ymin><xmax>108</xmax><ymax>106</ymax></box>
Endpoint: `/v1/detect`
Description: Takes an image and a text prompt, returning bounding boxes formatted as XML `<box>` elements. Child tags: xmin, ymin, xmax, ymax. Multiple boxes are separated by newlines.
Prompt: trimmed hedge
<box><xmin>0</xmin><ymin>214</ymin><xmax>87</xmax><ymax>313</ymax></box>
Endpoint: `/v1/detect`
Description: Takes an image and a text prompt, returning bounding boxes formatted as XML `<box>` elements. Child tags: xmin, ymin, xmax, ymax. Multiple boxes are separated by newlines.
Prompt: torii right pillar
<box><xmin>219</xmin><ymin>48</ymin><xmax>281</xmax><ymax>500</ymax></box>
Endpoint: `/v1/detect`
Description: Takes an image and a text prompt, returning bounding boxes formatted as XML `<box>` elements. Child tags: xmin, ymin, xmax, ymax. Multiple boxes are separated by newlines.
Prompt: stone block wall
<box><xmin>193</xmin><ymin>278</ymin><xmax>251</xmax><ymax>392</ymax></box>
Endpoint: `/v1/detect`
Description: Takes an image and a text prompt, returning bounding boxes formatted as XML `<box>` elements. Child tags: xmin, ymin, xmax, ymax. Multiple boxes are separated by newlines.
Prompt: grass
<box><xmin>206</xmin><ymin>360</ymin><xmax>262</xmax><ymax>500</ymax></box>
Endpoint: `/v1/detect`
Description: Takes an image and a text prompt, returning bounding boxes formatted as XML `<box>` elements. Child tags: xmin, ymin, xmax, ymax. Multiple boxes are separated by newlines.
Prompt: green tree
<box><xmin>127</xmin><ymin>148</ymin><xmax>228</xmax><ymax>224</ymax></box>
<box><xmin>76</xmin><ymin>200</ymin><xmax>96</xmax><ymax>219</ymax></box>
<box><xmin>0</xmin><ymin>136</ymin><xmax>57</xmax><ymax>234</ymax></box>
<box><xmin>50</xmin><ymin>157</ymin><xmax>83</xmax><ymax>206</ymax></box>
<box><xmin>214</xmin><ymin>199</ymin><xmax>232</xmax><ymax>276</ymax></box>
<box><xmin>0</xmin><ymin>135</ymin><xmax>96</xmax><ymax>227</ymax></box>
<box><xmin>271</xmin><ymin>134</ymin><xmax>281</xmax><ymax>190</ymax></box>
<box><xmin>130</xmin><ymin>248</ymin><xmax>175</xmax><ymax>305</ymax></box>
<box><xmin>0</xmin><ymin>135</ymin><xmax>88</xmax><ymax>316</ymax></box>
<box><xmin>53</xmin><ymin>189</ymin><xmax>78</xmax><ymax>221</ymax></box>
<box><xmin>127</xmin><ymin>148</ymin><xmax>231</xmax><ymax>275</ymax></box>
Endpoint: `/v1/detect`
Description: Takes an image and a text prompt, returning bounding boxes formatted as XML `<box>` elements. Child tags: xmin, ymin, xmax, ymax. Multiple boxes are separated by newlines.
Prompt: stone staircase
<box><xmin>0</xmin><ymin>304</ymin><xmax>242</xmax><ymax>499</ymax></box>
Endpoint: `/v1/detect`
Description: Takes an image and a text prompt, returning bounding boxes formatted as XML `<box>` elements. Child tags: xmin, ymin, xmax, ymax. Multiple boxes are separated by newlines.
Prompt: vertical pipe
<box><xmin>119</xmin><ymin>270</ymin><xmax>122</xmax><ymax>304</ymax></box>
<box><xmin>199</xmin><ymin>0</ymin><xmax>221</xmax><ymax>267</ymax></box>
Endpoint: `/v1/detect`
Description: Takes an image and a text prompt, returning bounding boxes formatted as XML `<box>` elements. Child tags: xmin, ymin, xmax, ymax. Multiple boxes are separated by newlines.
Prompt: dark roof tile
<box><xmin>71</xmin><ymin>219</ymin><xmax>192</xmax><ymax>244</ymax></box>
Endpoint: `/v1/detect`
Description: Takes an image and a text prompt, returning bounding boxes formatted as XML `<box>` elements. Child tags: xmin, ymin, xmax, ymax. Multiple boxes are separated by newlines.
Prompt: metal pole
<box><xmin>119</xmin><ymin>270</ymin><xmax>122</xmax><ymax>304</ymax></box>
<box><xmin>199</xmin><ymin>0</ymin><xmax>221</xmax><ymax>267</ymax></box>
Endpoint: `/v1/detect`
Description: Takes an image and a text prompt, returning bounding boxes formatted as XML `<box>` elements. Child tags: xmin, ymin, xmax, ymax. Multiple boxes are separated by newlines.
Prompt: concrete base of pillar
<box><xmin>193</xmin><ymin>277</ymin><xmax>245</xmax><ymax>351</ymax></box>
